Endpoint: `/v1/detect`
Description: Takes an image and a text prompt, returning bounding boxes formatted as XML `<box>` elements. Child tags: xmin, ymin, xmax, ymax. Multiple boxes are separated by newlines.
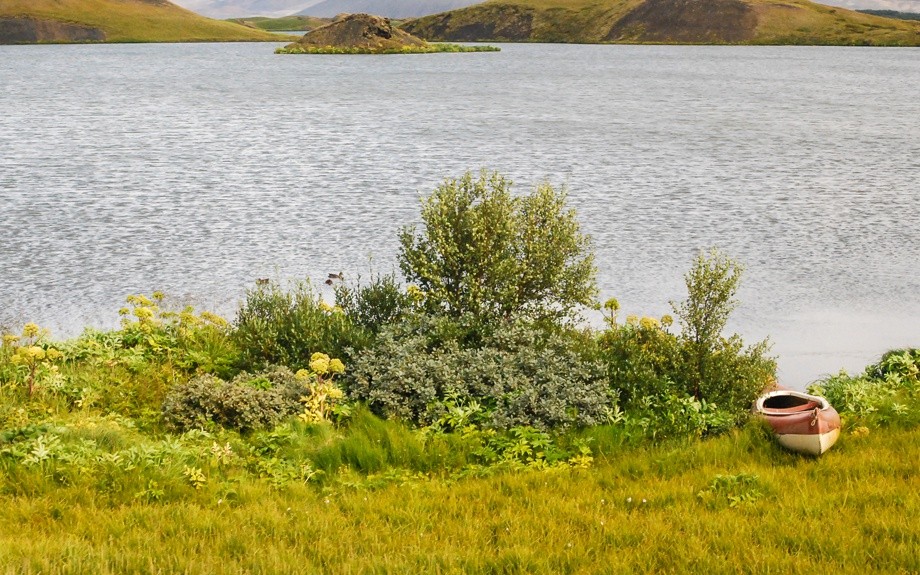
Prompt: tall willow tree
<box><xmin>398</xmin><ymin>171</ymin><xmax>597</xmax><ymax>325</ymax></box>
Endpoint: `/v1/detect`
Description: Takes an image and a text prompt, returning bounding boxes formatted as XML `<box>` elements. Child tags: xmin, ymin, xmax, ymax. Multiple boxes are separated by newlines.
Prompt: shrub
<box><xmin>670</xmin><ymin>249</ymin><xmax>775</xmax><ymax>412</ymax></box>
<box><xmin>162</xmin><ymin>371</ymin><xmax>297</xmax><ymax>433</ymax></box>
<box><xmin>808</xmin><ymin>349</ymin><xmax>919</xmax><ymax>424</ymax></box>
<box><xmin>599</xmin><ymin>318</ymin><xmax>683</xmax><ymax>407</ymax></box>
<box><xmin>333</xmin><ymin>272</ymin><xmax>413</xmax><ymax>335</ymax></box>
<box><xmin>348</xmin><ymin>315</ymin><xmax>612</xmax><ymax>430</ymax></box>
<box><xmin>116</xmin><ymin>293</ymin><xmax>239</xmax><ymax>377</ymax></box>
<box><xmin>233</xmin><ymin>281</ymin><xmax>370</xmax><ymax>372</ymax></box>
<box><xmin>398</xmin><ymin>171</ymin><xmax>597</xmax><ymax>326</ymax></box>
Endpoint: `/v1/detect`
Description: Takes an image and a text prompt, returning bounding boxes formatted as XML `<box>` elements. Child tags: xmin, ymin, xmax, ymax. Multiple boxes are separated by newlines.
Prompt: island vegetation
<box><xmin>276</xmin><ymin>13</ymin><xmax>498</xmax><ymax>54</ymax></box>
<box><xmin>1</xmin><ymin>171</ymin><xmax>918</xmax><ymax>572</ymax></box>
<box><xmin>0</xmin><ymin>0</ymin><xmax>287</xmax><ymax>44</ymax></box>
<box><xmin>401</xmin><ymin>0</ymin><xmax>920</xmax><ymax>46</ymax></box>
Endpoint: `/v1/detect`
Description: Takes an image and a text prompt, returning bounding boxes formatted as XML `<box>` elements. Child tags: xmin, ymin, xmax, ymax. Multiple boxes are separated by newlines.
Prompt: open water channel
<box><xmin>1</xmin><ymin>42</ymin><xmax>918</xmax><ymax>385</ymax></box>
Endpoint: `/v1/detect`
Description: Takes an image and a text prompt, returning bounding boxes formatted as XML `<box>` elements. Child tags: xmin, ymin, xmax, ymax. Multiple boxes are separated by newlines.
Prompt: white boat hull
<box><xmin>776</xmin><ymin>428</ymin><xmax>840</xmax><ymax>456</ymax></box>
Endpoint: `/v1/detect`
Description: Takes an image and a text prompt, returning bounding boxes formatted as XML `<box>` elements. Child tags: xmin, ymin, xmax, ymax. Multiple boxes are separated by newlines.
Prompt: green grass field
<box><xmin>228</xmin><ymin>15</ymin><xmax>330</xmax><ymax>32</ymax></box>
<box><xmin>1</xmin><ymin>421</ymin><xmax>917</xmax><ymax>574</ymax></box>
<box><xmin>0</xmin><ymin>0</ymin><xmax>285</xmax><ymax>43</ymax></box>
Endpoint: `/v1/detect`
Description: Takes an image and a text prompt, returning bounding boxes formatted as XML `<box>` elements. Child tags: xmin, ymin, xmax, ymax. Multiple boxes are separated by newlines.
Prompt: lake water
<box><xmin>1</xmin><ymin>42</ymin><xmax>918</xmax><ymax>386</ymax></box>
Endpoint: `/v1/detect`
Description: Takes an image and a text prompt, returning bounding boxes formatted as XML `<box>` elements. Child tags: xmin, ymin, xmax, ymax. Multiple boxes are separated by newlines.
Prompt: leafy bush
<box><xmin>348</xmin><ymin>315</ymin><xmax>612</xmax><ymax>430</ymax></box>
<box><xmin>233</xmin><ymin>281</ymin><xmax>370</xmax><ymax>372</ymax></box>
<box><xmin>162</xmin><ymin>370</ymin><xmax>299</xmax><ymax>433</ymax></box>
<box><xmin>398</xmin><ymin>171</ymin><xmax>597</xmax><ymax>325</ymax></box>
<box><xmin>670</xmin><ymin>250</ymin><xmax>775</xmax><ymax>412</ymax></box>
<box><xmin>809</xmin><ymin>349</ymin><xmax>919</xmax><ymax>424</ymax></box>
<box><xmin>333</xmin><ymin>273</ymin><xmax>414</xmax><ymax>335</ymax></box>
<box><xmin>117</xmin><ymin>293</ymin><xmax>239</xmax><ymax>377</ymax></box>
<box><xmin>599</xmin><ymin>318</ymin><xmax>683</xmax><ymax>407</ymax></box>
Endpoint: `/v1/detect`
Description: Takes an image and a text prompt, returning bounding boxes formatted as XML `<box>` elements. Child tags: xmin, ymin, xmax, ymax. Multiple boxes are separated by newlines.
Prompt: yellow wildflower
<box><xmin>639</xmin><ymin>317</ymin><xmax>661</xmax><ymax>330</ymax></box>
<box><xmin>152</xmin><ymin>291</ymin><xmax>165</xmax><ymax>301</ymax></box>
<box><xmin>328</xmin><ymin>358</ymin><xmax>345</xmax><ymax>375</ymax></box>
<box><xmin>2</xmin><ymin>334</ymin><xmax>19</xmax><ymax>347</ymax></box>
<box><xmin>319</xmin><ymin>301</ymin><xmax>334</xmax><ymax>313</ymax></box>
<box><xmin>407</xmin><ymin>285</ymin><xmax>425</xmax><ymax>302</ymax></box>
<box><xmin>603</xmin><ymin>298</ymin><xmax>620</xmax><ymax>313</ymax></box>
<box><xmin>310</xmin><ymin>356</ymin><xmax>330</xmax><ymax>375</ymax></box>
<box><xmin>134</xmin><ymin>307</ymin><xmax>154</xmax><ymax>321</ymax></box>
<box><xmin>200</xmin><ymin>312</ymin><xmax>228</xmax><ymax>327</ymax></box>
<box><xmin>22</xmin><ymin>323</ymin><xmax>40</xmax><ymax>338</ymax></box>
<box><xmin>625</xmin><ymin>315</ymin><xmax>639</xmax><ymax>327</ymax></box>
<box><xmin>45</xmin><ymin>348</ymin><xmax>63</xmax><ymax>361</ymax></box>
<box><xmin>311</xmin><ymin>352</ymin><xmax>329</xmax><ymax>362</ymax></box>
<box><xmin>661</xmin><ymin>314</ymin><xmax>674</xmax><ymax>328</ymax></box>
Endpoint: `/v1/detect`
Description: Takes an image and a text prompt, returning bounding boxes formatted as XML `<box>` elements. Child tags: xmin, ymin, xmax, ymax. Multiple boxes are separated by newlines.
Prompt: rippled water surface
<box><xmin>1</xmin><ymin>42</ymin><xmax>918</xmax><ymax>384</ymax></box>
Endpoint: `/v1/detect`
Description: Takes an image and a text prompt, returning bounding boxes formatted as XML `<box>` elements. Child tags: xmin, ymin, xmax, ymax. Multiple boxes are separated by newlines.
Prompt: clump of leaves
<box><xmin>398</xmin><ymin>171</ymin><xmax>597</xmax><ymax>326</ymax></box>
<box><xmin>348</xmin><ymin>314</ymin><xmax>612</xmax><ymax>430</ymax></box>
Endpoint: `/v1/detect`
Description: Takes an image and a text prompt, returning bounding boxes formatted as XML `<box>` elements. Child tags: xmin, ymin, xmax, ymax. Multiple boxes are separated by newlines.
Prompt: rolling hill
<box><xmin>297</xmin><ymin>0</ymin><xmax>482</xmax><ymax>18</ymax></box>
<box><xmin>401</xmin><ymin>0</ymin><xmax>920</xmax><ymax>45</ymax></box>
<box><xmin>228</xmin><ymin>14</ymin><xmax>330</xmax><ymax>30</ymax></box>
<box><xmin>0</xmin><ymin>0</ymin><xmax>284</xmax><ymax>43</ymax></box>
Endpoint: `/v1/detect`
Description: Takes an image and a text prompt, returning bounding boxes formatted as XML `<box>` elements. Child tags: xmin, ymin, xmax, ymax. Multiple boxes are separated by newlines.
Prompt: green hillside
<box><xmin>402</xmin><ymin>0</ymin><xmax>920</xmax><ymax>45</ymax></box>
<box><xmin>228</xmin><ymin>15</ymin><xmax>331</xmax><ymax>31</ymax></box>
<box><xmin>0</xmin><ymin>0</ymin><xmax>286</xmax><ymax>43</ymax></box>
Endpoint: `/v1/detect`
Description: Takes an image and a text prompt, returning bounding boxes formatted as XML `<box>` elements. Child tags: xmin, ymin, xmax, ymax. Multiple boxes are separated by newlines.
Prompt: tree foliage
<box><xmin>398</xmin><ymin>171</ymin><xmax>597</xmax><ymax>325</ymax></box>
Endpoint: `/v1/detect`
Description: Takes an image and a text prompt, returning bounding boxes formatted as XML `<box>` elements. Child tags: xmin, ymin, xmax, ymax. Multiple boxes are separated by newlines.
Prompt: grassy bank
<box><xmin>1</xmin><ymin>172</ymin><xmax>917</xmax><ymax>572</ymax></box>
<box><xmin>1</xmin><ymin>422</ymin><xmax>917</xmax><ymax>573</ymax></box>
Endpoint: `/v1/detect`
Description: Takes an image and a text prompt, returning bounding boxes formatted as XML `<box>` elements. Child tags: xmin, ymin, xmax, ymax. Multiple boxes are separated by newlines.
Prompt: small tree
<box><xmin>671</xmin><ymin>249</ymin><xmax>774</xmax><ymax>409</ymax></box>
<box><xmin>398</xmin><ymin>171</ymin><xmax>597</xmax><ymax>325</ymax></box>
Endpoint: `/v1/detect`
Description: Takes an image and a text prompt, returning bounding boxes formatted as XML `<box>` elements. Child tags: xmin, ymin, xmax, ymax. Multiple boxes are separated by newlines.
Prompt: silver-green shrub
<box><xmin>162</xmin><ymin>368</ymin><xmax>304</xmax><ymax>433</ymax></box>
<box><xmin>348</xmin><ymin>315</ymin><xmax>611</xmax><ymax>430</ymax></box>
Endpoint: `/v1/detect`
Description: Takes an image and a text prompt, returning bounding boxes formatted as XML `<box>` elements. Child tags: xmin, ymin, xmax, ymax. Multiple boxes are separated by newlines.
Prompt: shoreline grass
<box><xmin>1</xmin><ymin>422</ymin><xmax>917</xmax><ymax>574</ymax></box>
<box><xmin>276</xmin><ymin>43</ymin><xmax>500</xmax><ymax>55</ymax></box>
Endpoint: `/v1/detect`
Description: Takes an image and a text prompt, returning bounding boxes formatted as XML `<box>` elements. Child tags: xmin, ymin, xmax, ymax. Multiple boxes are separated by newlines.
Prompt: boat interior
<box><xmin>761</xmin><ymin>394</ymin><xmax>821</xmax><ymax>413</ymax></box>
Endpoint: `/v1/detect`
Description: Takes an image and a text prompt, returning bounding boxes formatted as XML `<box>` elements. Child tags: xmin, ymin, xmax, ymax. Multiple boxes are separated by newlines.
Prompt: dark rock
<box><xmin>0</xmin><ymin>17</ymin><xmax>106</xmax><ymax>44</ymax></box>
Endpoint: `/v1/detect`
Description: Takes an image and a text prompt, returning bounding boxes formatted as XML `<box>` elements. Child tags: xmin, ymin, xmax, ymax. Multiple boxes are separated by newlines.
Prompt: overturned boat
<box><xmin>754</xmin><ymin>390</ymin><xmax>841</xmax><ymax>456</ymax></box>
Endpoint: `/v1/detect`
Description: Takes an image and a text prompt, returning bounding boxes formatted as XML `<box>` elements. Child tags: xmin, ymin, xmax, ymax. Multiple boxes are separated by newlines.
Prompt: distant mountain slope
<box><xmin>173</xmin><ymin>0</ymin><xmax>322</xmax><ymax>18</ymax></box>
<box><xmin>298</xmin><ymin>0</ymin><xmax>482</xmax><ymax>18</ymax></box>
<box><xmin>402</xmin><ymin>0</ymin><xmax>920</xmax><ymax>45</ymax></box>
<box><xmin>228</xmin><ymin>14</ymin><xmax>330</xmax><ymax>30</ymax></box>
<box><xmin>858</xmin><ymin>8</ymin><xmax>920</xmax><ymax>18</ymax></box>
<box><xmin>0</xmin><ymin>0</ymin><xmax>282</xmax><ymax>43</ymax></box>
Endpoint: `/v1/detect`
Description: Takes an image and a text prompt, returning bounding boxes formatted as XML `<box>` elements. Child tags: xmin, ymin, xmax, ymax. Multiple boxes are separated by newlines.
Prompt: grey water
<box><xmin>1</xmin><ymin>42</ymin><xmax>918</xmax><ymax>386</ymax></box>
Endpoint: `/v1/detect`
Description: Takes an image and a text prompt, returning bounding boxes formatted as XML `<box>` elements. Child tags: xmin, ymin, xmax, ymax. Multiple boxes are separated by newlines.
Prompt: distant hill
<box><xmin>228</xmin><ymin>14</ymin><xmax>330</xmax><ymax>30</ymax></box>
<box><xmin>0</xmin><ymin>0</ymin><xmax>283</xmax><ymax>43</ymax></box>
<box><xmin>858</xmin><ymin>9</ymin><xmax>920</xmax><ymax>18</ymax></box>
<box><xmin>298</xmin><ymin>0</ymin><xmax>482</xmax><ymax>18</ymax></box>
<box><xmin>174</xmin><ymin>0</ymin><xmax>321</xmax><ymax>18</ymax></box>
<box><xmin>402</xmin><ymin>0</ymin><xmax>920</xmax><ymax>45</ymax></box>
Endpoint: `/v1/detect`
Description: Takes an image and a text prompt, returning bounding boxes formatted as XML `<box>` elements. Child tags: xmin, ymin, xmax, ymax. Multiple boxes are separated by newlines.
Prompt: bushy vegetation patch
<box><xmin>233</xmin><ymin>281</ymin><xmax>370</xmax><ymax>372</ymax></box>
<box><xmin>275</xmin><ymin>43</ymin><xmax>500</xmax><ymax>54</ymax></box>
<box><xmin>349</xmin><ymin>315</ymin><xmax>611</xmax><ymax>429</ymax></box>
<box><xmin>809</xmin><ymin>348</ymin><xmax>920</xmax><ymax>426</ymax></box>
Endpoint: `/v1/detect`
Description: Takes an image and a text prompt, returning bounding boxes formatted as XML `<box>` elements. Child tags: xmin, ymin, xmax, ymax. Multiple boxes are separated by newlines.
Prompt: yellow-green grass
<box><xmin>753</xmin><ymin>0</ymin><xmax>920</xmax><ymax>45</ymax></box>
<box><xmin>276</xmin><ymin>43</ymin><xmax>501</xmax><ymax>54</ymax></box>
<box><xmin>1</xmin><ymin>423</ymin><xmax>917</xmax><ymax>574</ymax></box>
<box><xmin>228</xmin><ymin>15</ymin><xmax>330</xmax><ymax>31</ymax></box>
<box><xmin>0</xmin><ymin>0</ymin><xmax>287</xmax><ymax>43</ymax></box>
<box><xmin>402</xmin><ymin>0</ymin><xmax>920</xmax><ymax>45</ymax></box>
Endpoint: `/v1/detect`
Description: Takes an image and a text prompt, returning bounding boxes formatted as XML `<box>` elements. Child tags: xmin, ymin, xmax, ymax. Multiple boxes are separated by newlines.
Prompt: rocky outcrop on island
<box><xmin>284</xmin><ymin>13</ymin><xmax>427</xmax><ymax>50</ymax></box>
<box><xmin>277</xmin><ymin>12</ymin><xmax>498</xmax><ymax>52</ymax></box>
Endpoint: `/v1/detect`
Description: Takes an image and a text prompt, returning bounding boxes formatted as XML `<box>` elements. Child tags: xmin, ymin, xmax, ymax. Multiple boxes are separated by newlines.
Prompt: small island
<box><xmin>276</xmin><ymin>13</ymin><xmax>499</xmax><ymax>54</ymax></box>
